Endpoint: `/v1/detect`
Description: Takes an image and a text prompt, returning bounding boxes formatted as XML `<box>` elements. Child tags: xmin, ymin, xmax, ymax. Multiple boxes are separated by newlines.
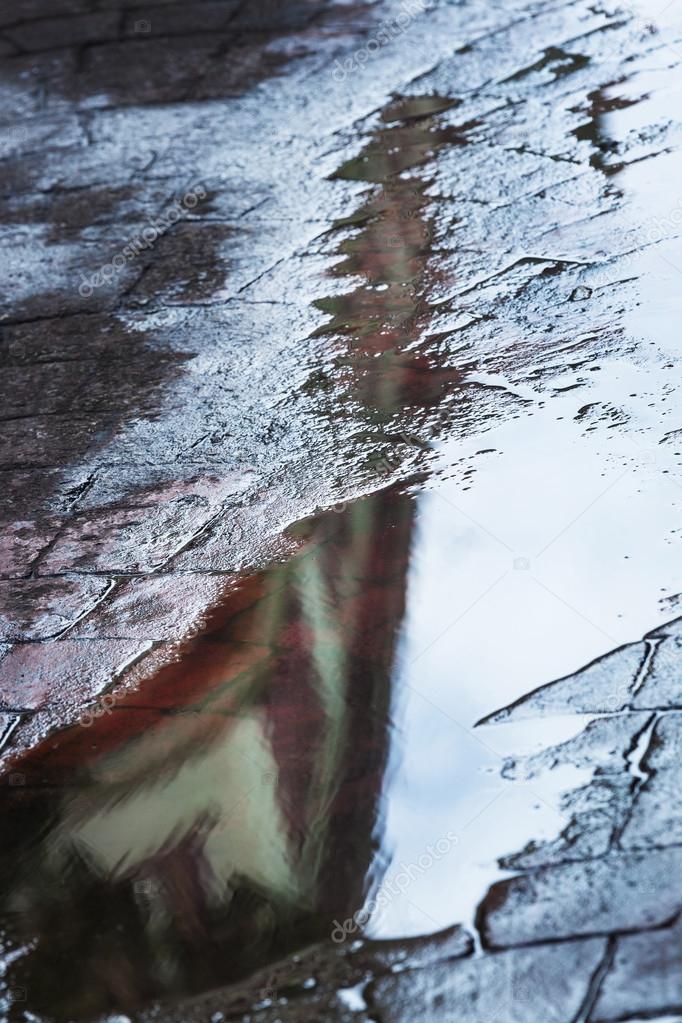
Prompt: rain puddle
<box><xmin>0</xmin><ymin>484</ymin><xmax>589</xmax><ymax>1021</ymax></box>
<box><xmin>2</xmin><ymin>83</ymin><xmax>682</xmax><ymax>1020</ymax></box>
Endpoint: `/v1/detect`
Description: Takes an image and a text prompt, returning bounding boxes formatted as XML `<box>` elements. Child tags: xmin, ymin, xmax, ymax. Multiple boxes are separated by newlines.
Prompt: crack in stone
<box><xmin>573</xmin><ymin>936</ymin><xmax>616</xmax><ymax>1023</ymax></box>
<box><xmin>611</xmin><ymin>712</ymin><xmax>661</xmax><ymax>849</ymax></box>
<box><xmin>0</xmin><ymin>714</ymin><xmax>20</xmax><ymax>753</ymax></box>
<box><xmin>53</xmin><ymin>576</ymin><xmax>118</xmax><ymax>640</ymax></box>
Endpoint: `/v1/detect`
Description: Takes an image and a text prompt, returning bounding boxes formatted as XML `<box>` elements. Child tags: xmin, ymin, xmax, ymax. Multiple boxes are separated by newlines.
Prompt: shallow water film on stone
<box><xmin>1</xmin><ymin>0</ymin><xmax>682</xmax><ymax>1020</ymax></box>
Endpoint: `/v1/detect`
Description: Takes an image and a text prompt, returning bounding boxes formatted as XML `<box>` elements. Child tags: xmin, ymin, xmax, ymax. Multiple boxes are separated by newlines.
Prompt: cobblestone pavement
<box><xmin>3</xmin><ymin>0</ymin><xmax>681</xmax><ymax>759</ymax></box>
<box><xmin>2</xmin><ymin>0</ymin><xmax>682</xmax><ymax>1019</ymax></box>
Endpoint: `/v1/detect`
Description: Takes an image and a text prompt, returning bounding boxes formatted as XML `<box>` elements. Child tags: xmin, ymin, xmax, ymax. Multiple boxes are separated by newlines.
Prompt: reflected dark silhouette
<box><xmin>0</xmin><ymin>490</ymin><xmax>415</xmax><ymax>1021</ymax></box>
<box><xmin>571</xmin><ymin>81</ymin><xmax>642</xmax><ymax>176</ymax></box>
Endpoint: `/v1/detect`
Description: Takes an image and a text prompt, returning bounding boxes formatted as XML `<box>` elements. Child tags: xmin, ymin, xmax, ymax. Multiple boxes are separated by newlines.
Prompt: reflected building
<box><xmin>0</xmin><ymin>489</ymin><xmax>416</xmax><ymax>1020</ymax></box>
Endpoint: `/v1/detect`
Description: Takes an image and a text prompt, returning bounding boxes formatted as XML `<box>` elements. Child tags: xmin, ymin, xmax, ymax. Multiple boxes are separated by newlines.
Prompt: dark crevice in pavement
<box><xmin>572</xmin><ymin>937</ymin><xmax>616</xmax><ymax>1023</ymax></box>
<box><xmin>477</xmin><ymin>909</ymin><xmax>682</xmax><ymax>954</ymax></box>
<box><xmin>610</xmin><ymin>712</ymin><xmax>660</xmax><ymax>849</ymax></box>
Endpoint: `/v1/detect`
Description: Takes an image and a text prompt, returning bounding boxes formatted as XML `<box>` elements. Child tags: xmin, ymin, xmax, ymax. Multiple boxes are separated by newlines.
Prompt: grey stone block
<box><xmin>370</xmin><ymin>937</ymin><xmax>607</xmax><ymax>1023</ymax></box>
<box><xmin>479</xmin><ymin>848</ymin><xmax>682</xmax><ymax>949</ymax></box>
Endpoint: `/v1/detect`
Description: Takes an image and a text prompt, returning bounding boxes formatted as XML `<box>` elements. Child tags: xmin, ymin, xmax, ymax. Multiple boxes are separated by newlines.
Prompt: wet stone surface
<box><xmin>2</xmin><ymin>0</ymin><xmax>682</xmax><ymax>1019</ymax></box>
<box><xmin>3</xmin><ymin>0</ymin><xmax>679</xmax><ymax>741</ymax></box>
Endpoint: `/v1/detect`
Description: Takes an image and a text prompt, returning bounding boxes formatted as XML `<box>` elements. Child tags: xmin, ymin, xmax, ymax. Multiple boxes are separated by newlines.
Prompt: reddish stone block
<box><xmin>0</xmin><ymin>519</ymin><xmax>62</xmax><ymax>578</ymax></box>
<box><xmin>0</xmin><ymin>638</ymin><xmax>151</xmax><ymax>712</ymax></box>
<box><xmin>71</xmin><ymin>573</ymin><xmax>230</xmax><ymax>640</ymax></box>
<box><xmin>0</xmin><ymin>577</ymin><xmax>110</xmax><ymax>641</ymax></box>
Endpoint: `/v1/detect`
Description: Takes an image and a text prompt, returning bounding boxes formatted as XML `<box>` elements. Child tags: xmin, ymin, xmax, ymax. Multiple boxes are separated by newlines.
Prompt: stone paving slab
<box><xmin>592</xmin><ymin>915</ymin><xmax>682</xmax><ymax>1023</ymax></box>
<box><xmin>0</xmin><ymin>576</ymin><xmax>111</xmax><ymax>641</ymax></box>
<box><xmin>620</xmin><ymin>712</ymin><xmax>682</xmax><ymax>851</ymax></box>
<box><xmin>0</xmin><ymin>638</ymin><xmax>150</xmax><ymax>713</ymax></box>
<box><xmin>369</xmin><ymin>937</ymin><xmax>607</xmax><ymax>1023</ymax></box>
<box><xmin>37</xmin><ymin>474</ymin><xmax>250</xmax><ymax>574</ymax></box>
<box><xmin>0</xmin><ymin>519</ymin><xmax>64</xmax><ymax>578</ymax></box>
<box><xmin>69</xmin><ymin>573</ymin><xmax>232</xmax><ymax>641</ymax></box>
<box><xmin>478</xmin><ymin>847</ymin><xmax>682</xmax><ymax>949</ymax></box>
<box><xmin>479</xmin><ymin>641</ymin><xmax>650</xmax><ymax>722</ymax></box>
